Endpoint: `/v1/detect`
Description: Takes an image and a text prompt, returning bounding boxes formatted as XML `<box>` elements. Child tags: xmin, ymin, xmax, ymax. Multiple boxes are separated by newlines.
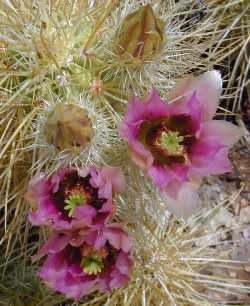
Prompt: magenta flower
<box><xmin>26</xmin><ymin>166</ymin><xmax>125</xmax><ymax>231</ymax></box>
<box><xmin>120</xmin><ymin>71</ymin><xmax>242</xmax><ymax>218</ymax></box>
<box><xmin>33</xmin><ymin>225</ymin><xmax>133</xmax><ymax>300</ymax></box>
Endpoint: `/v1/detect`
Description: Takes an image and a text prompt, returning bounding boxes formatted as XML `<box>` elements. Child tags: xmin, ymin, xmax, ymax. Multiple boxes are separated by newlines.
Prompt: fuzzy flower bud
<box><xmin>116</xmin><ymin>5</ymin><xmax>165</xmax><ymax>62</ymax></box>
<box><xmin>44</xmin><ymin>104</ymin><xmax>94</xmax><ymax>150</ymax></box>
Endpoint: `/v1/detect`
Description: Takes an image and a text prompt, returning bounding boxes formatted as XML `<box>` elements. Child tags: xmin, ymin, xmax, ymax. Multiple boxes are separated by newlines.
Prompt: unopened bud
<box><xmin>116</xmin><ymin>5</ymin><xmax>165</xmax><ymax>62</ymax></box>
<box><xmin>44</xmin><ymin>104</ymin><xmax>94</xmax><ymax>150</ymax></box>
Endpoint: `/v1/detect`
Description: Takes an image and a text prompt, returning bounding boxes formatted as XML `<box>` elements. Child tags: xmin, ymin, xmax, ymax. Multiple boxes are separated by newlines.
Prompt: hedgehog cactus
<box><xmin>0</xmin><ymin>1</ymin><xmax>249</xmax><ymax>305</ymax></box>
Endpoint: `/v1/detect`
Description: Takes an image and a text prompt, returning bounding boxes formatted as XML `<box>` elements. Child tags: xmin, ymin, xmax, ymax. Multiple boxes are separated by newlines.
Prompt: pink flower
<box><xmin>120</xmin><ymin>71</ymin><xmax>242</xmax><ymax>219</ymax></box>
<box><xmin>33</xmin><ymin>225</ymin><xmax>133</xmax><ymax>300</ymax></box>
<box><xmin>26</xmin><ymin>166</ymin><xmax>125</xmax><ymax>231</ymax></box>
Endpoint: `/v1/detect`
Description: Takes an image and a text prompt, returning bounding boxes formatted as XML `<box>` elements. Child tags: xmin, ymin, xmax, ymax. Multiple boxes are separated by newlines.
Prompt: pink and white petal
<box><xmin>168</xmin><ymin>71</ymin><xmax>222</xmax><ymax>121</ymax></box>
<box><xmin>161</xmin><ymin>183</ymin><xmax>199</xmax><ymax>220</ymax></box>
<box><xmin>168</xmin><ymin>75</ymin><xmax>194</xmax><ymax>103</ymax></box>
<box><xmin>200</xmin><ymin>120</ymin><xmax>242</xmax><ymax>147</ymax></box>
<box><xmin>191</xmin><ymin>70</ymin><xmax>222</xmax><ymax>121</ymax></box>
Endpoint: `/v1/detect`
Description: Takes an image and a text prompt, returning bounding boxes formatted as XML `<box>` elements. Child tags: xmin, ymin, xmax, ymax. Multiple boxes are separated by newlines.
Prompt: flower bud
<box><xmin>44</xmin><ymin>104</ymin><xmax>94</xmax><ymax>150</ymax></box>
<box><xmin>116</xmin><ymin>5</ymin><xmax>165</xmax><ymax>62</ymax></box>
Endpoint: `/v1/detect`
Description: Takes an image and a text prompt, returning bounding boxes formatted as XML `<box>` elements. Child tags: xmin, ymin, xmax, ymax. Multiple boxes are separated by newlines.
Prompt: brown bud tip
<box><xmin>116</xmin><ymin>5</ymin><xmax>165</xmax><ymax>62</ymax></box>
<box><xmin>44</xmin><ymin>104</ymin><xmax>95</xmax><ymax>150</ymax></box>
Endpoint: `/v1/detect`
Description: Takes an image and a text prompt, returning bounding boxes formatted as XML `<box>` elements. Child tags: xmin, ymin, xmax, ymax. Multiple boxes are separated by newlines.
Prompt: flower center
<box><xmin>52</xmin><ymin>171</ymin><xmax>107</xmax><ymax>220</ymax></box>
<box><xmin>64</xmin><ymin>186</ymin><xmax>91</xmax><ymax>217</ymax></box>
<box><xmin>138</xmin><ymin>115</ymin><xmax>195</xmax><ymax>166</ymax></box>
<box><xmin>156</xmin><ymin>131</ymin><xmax>184</xmax><ymax>155</ymax></box>
<box><xmin>64</xmin><ymin>194</ymin><xmax>86</xmax><ymax>217</ymax></box>
<box><xmin>80</xmin><ymin>244</ymin><xmax>109</xmax><ymax>275</ymax></box>
<box><xmin>81</xmin><ymin>255</ymin><xmax>104</xmax><ymax>275</ymax></box>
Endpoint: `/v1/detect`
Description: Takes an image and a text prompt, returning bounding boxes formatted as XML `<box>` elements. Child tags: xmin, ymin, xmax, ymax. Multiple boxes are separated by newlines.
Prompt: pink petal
<box><xmin>25</xmin><ymin>173</ymin><xmax>50</xmax><ymax>200</ymax></box>
<box><xmin>168</xmin><ymin>75</ymin><xmax>194</xmax><ymax>103</ymax></box>
<box><xmin>39</xmin><ymin>251</ymin><xmax>97</xmax><ymax>300</ymax></box>
<box><xmin>161</xmin><ymin>182</ymin><xmax>199</xmax><ymax>219</ymax></box>
<box><xmin>28</xmin><ymin>197</ymin><xmax>59</xmax><ymax>226</ymax></box>
<box><xmin>163</xmin><ymin>179</ymin><xmax>183</xmax><ymax>198</ymax></box>
<box><xmin>101</xmin><ymin>166</ymin><xmax>125</xmax><ymax>194</ymax></box>
<box><xmin>56</xmin><ymin>273</ymin><xmax>96</xmax><ymax>300</ymax></box>
<box><xmin>115</xmin><ymin>252</ymin><xmax>133</xmax><ymax>276</ymax></box>
<box><xmin>32</xmin><ymin>233</ymin><xmax>72</xmax><ymax>262</ymax></box>
<box><xmin>25</xmin><ymin>173</ymin><xmax>51</xmax><ymax>215</ymax></box>
<box><xmin>148</xmin><ymin>164</ymin><xmax>188</xmax><ymax>190</ymax></box>
<box><xmin>190</xmin><ymin>147</ymin><xmax>232</xmax><ymax>176</ymax></box>
<box><xmin>83</xmin><ymin>230</ymin><xmax>106</xmax><ymax>249</ymax></box>
<box><xmin>191</xmin><ymin>140</ymin><xmax>224</xmax><ymax>158</ymax></box>
<box><xmin>129</xmin><ymin>141</ymin><xmax>154</xmax><ymax>170</ymax></box>
<box><xmin>90</xmin><ymin>166</ymin><xmax>125</xmax><ymax>199</ymax></box>
<box><xmin>109</xmin><ymin>269</ymin><xmax>129</xmax><ymax>289</ymax></box>
<box><xmin>38</xmin><ymin>252</ymin><xmax>68</xmax><ymax>286</ymax></box>
<box><xmin>200</xmin><ymin>120</ymin><xmax>242</xmax><ymax>147</ymax></box>
<box><xmin>103</xmin><ymin>225</ymin><xmax>132</xmax><ymax>253</ymax></box>
<box><xmin>124</xmin><ymin>90</ymin><xmax>169</xmax><ymax>127</ymax></box>
<box><xmin>148</xmin><ymin>165</ymin><xmax>173</xmax><ymax>189</ymax></box>
<box><xmin>50</xmin><ymin>168</ymin><xmax>71</xmax><ymax>193</ymax></box>
<box><xmin>120</xmin><ymin>90</ymin><xmax>170</xmax><ymax>142</ymax></box>
<box><xmin>143</xmin><ymin>89</ymin><xmax>170</xmax><ymax>118</ymax></box>
<box><xmin>69</xmin><ymin>235</ymin><xmax>87</xmax><ymax>247</ymax></box>
<box><xmin>77</xmin><ymin>167</ymin><xmax>90</xmax><ymax>177</ymax></box>
<box><xmin>52</xmin><ymin>219</ymin><xmax>73</xmax><ymax>231</ymax></box>
<box><xmin>187</xmin><ymin>93</ymin><xmax>202</xmax><ymax>131</ymax></box>
<box><xmin>74</xmin><ymin>204</ymin><xmax>97</xmax><ymax>225</ymax></box>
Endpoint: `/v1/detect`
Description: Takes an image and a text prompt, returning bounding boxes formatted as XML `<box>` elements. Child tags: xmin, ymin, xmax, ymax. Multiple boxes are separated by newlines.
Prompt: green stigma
<box><xmin>157</xmin><ymin>131</ymin><xmax>184</xmax><ymax>155</ymax></box>
<box><xmin>81</xmin><ymin>256</ymin><xmax>103</xmax><ymax>275</ymax></box>
<box><xmin>64</xmin><ymin>194</ymin><xmax>86</xmax><ymax>217</ymax></box>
